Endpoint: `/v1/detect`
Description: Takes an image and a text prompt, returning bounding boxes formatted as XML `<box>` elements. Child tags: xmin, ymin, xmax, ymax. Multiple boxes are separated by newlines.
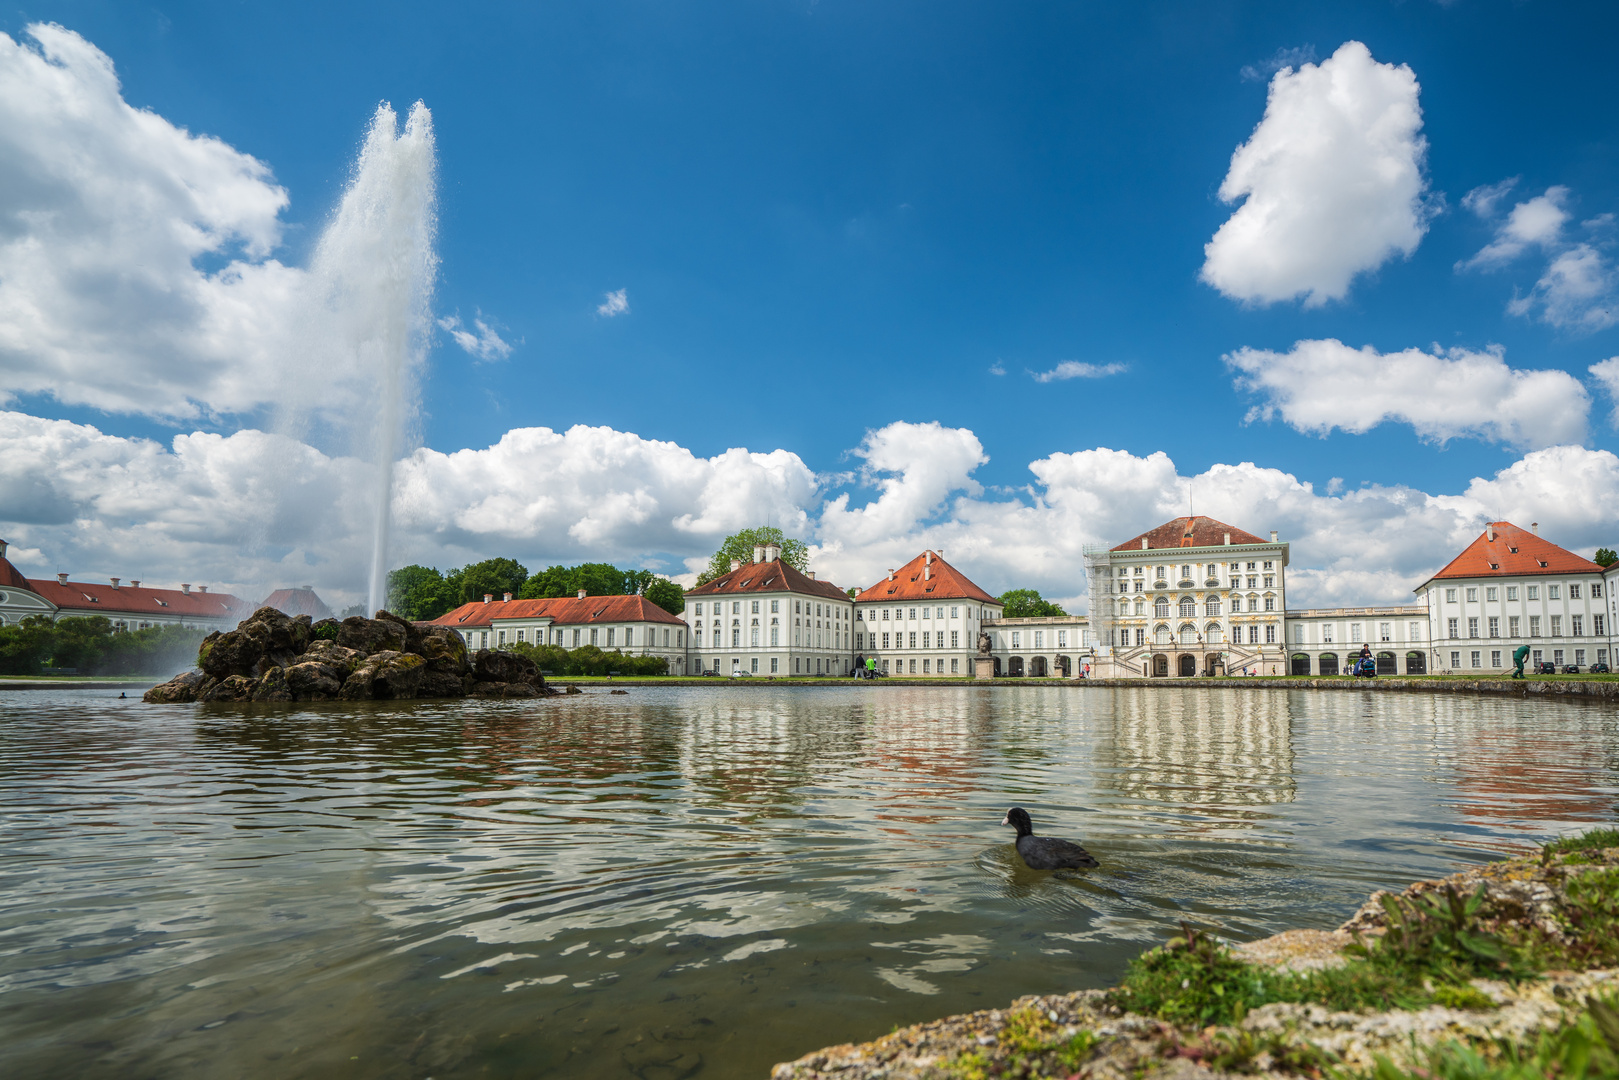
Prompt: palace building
<box><xmin>681</xmin><ymin>543</ymin><xmax>854</xmax><ymax>676</ymax></box>
<box><xmin>431</xmin><ymin>590</ymin><xmax>690</xmax><ymax>672</ymax></box>
<box><xmin>0</xmin><ymin>539</ymin><xmax>252</xmax><ymax>632</ymax></box>
<box><xmin>850</xmin><ymin>550</ymin><xmax>1004</xmax><ymax>676</ymax></box>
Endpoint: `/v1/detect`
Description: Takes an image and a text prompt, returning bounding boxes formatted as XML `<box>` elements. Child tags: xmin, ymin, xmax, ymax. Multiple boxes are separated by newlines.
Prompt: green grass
<box><xmin>940</xmin><ymin>1006</ymin><xmax>1100</xmax><ymax>1080</ymax></box>
<box><xmin>1543</xmin><ymin>828</ymin><xmax>1619</xmax><ymax>855</ymax></box>
<box><xmin>1354</xmin><ymin>993</ymin><xmax>1619</xmax><ymax>1080</ymax></box>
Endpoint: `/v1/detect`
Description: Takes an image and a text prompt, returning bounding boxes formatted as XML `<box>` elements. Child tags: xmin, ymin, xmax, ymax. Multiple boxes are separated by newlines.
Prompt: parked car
<box><xmin>731</xmin><ymin>670</ymin><xmax>751</xmax><ymax>678</ymax></box>
<box><xmin>1537</xmin><ymin>661</ymin><xmax>1557</xmax><ymax>674</ymax></box>
<box><xmin>700</xmin><ymin>669</ymin><xmax>722</xmax><ymax>677</ymax></box>
<box><xmin>1562</xmin><ymin>664</ymin><xmax>1581</xmax><ymax>674</ymax></box>
<box><xmin>1591</xmin><ymin>662</ymin><xmax>1612</xmax><ymax>673</ymax></box>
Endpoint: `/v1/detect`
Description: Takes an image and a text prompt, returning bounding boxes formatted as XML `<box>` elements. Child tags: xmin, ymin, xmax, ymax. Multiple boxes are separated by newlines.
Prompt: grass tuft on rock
<box><xmin>1360</xmin><ymin>992</ymin><xmax>1619</xmax><ymax>1079</ymax></box>
<box><xmin>1541</xmin><ymin>827</ymin><xmax>1619</xmax><ymax>857</ymax></box>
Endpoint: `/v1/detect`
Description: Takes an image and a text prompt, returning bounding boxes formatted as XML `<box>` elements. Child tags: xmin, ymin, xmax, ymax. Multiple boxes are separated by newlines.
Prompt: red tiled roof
<box><xmin>25</xmin><ymin>578</ymin><xmax>252</xmax><ymax>620</ymax></box>
<box><xmin>1420</xmin><ymin>522</ymin><xmax>1602</xmax><ymax>588</ymax></box>
<box><xmin>1111</xmin><ymin>516</ymin><xmax>1269</xmax><ymax>551</ymax></box>
<box><xmin>431</xmin><ymin>593</ymin><xmax>687</xmax><ymax>631</ymax></box>
<box><xmin>262</xmin><ymin>587</ymin><xmax>334</xmax><ymax>620</ymax></box>
<box><xmin>686</xmin><ymin>558</ymin><xmax>849</xmax><ymax>602</ymax></box>
<box><xmin>0</xmin><ymin>556</ymin><xmax>32</xmax><ymax>592</ymax></box>
<box><xmin>852</xmin><ymin>550</ymin><xmax>997</xmax><ymax>604</ymax></box>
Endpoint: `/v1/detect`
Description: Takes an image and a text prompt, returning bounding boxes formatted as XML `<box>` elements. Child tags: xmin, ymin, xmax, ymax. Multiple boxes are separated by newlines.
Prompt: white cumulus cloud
<box><xmin>1591</xmin><ymin>357</ymin><xmax>1619</xmax><ymax>428</ymax></box>
<box><xmin>1225</xmin><ymin>339</ymin><xmax>1588</xmax><ymax>449</ymax></box>
<box><xmin>438</xmin><ymin>312</ymin><xmax>513</xmax><ymax>361</ymax></box>
<box><xmin>1030</xmin><ymin>361</ymin><xmax>1128</xmax><ymax>383</ymax></box>
<box><xmin>4</xmin><ymin>410</ymin><xmax>1616</xmax><ymax>615</ymax></box>
<box><xmin>1459</xmin><ymin>183</ymin><xmax>1619</xmax><ymax>332</ymax></box>
<box><xmin>1201</xmin><ymin>40</ymin><xmax>1432</xmax><ymax>307</ymax></box>
<box><xmin>597</xmin><ymin>289</ymin><xmax>629</xmax><ymax>317</ymax></box>
<box><xmin>1459</xmin><ymin>185</ymin><xmax>1568</xmax><ymax>268</ymax></box>
<box><xmin>1509</xmin><ymin>244</ymin><xmax>1619</xmax><ymax>333</ymax></box>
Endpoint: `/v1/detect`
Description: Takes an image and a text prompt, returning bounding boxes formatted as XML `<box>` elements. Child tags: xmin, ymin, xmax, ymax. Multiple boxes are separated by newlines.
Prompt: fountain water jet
<box><xmin>293</xmin><ymin>102</ymin><xmax>438</xmax><ymax>614</ymax></box>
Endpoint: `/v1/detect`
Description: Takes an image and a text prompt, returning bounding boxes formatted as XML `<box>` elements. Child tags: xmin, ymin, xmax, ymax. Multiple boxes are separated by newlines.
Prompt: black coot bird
<box><xmin>1001</xmin><ymin>807</ymin><xmax>1099</xmax><ymax>870</ymax></box>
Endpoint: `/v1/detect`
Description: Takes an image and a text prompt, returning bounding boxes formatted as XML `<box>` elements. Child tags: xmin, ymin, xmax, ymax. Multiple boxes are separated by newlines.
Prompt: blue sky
<box><xmin>1</xmin><ymin>1</ymin><xmax>1617</xmax><ymax>607</ymax></box>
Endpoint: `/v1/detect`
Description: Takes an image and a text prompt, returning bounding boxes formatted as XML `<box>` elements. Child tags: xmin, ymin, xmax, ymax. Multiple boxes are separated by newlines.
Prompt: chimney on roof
<box><xmin>1270</xmin><ymin>531</ymin><xmax>1278</xmax><ymax>542</ymax></box>
<box><xmin>1141</xmin><ymin>538</ymin><xmax>1148</xmax><ymax>550</ymax></box>
<box><xmin>926</xmin><ymin>551</ymin><xmax>933</xmax><ymax>565</ymax></box>
<box><xmin>130</xmin><ymin>580</ymin><xmax>139</xmax><ymax>588</ymax></box>
<box><xmin>483</xmin><ymin>593</ymin><xmax>492</xmax><ymax>603</ymax></box>
<box><xmin>110</xmin><ymin>577</ymin><xmax>120</xmax><ymax>589</ymax></box>
<box><xmin>1532</xmin><ymin>522</ymin><xmax>1539</xmax><ymax>536</ymax></box>
<box><xmin>1486</xmin><ymin>523</ymin><xmax>1495</xmax><ymax>541</ymax></box>
<box><xmin>57</xmin><ymin>573</ymin><xmax>69</xmax><ymax>585</ymax></box>
<box><xmin>0</xmin><ymin>538</ymin><xmax>7</xmax><ymax>558</ymax></box>
<box><xmin>729</xmin><ymin>558</ymin><xmax>741</xmax><ymax>572</ymax></box>
<box><xmin>577</xmin><ymin>588</ymin><xmax>586</xmax><ymax>599</ymax></box>
<box><xmin>1223</xmin><ymin>532</ymin><xmax>1231</xmax><ymax>545</ymax></box>
<box><xmin>924</xmin><ymin>565</ymin><xmax>931</xmax><ymax>580</ymax></box>
<box><xmin>198</xmin><ymin>586</ymin><xmax>207</xmax><ymax>594</ymax></box>
<box><xmin>753</xmin><ymin>544</ymin><xmax>765</xmax><ymax>564</ymax></box>
<box><xmin>763</xmin><ymin>543</ymin><xmax>780</xmax><ymax>562</ymax></box>
<box><xmin>181</xmin><ymin>583</ymin><xmax>191</xmax><ymax>594</ymax></box>
<box><xmin>852</xmin><ymin>586</ymin><xmax>862</xmax><ymax>597</ymax></box>
<box><xmin>807</xmin><ymin>571</ymin><xmax>815</xmax><ymax>580</ymax></box>
<box><xmin>936</xmin><ymin>548</ymin><xmax>944</xmax><ymax>559</ymax></box>
<box><xmin>502</xmin><ymin>592</ymin><xmax>512</xmax><ymax>602</ymax></box>
<box><xmin>887</xmin><ymin>569</ymin><xmax>895</xmax><ymax>581</ymax></box>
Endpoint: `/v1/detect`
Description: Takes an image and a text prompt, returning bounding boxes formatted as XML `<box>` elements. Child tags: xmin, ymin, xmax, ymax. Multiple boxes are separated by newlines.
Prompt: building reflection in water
<box><xmin>1088</xmin><ymin>688</ymin><xmax>1297</xmax><ymax>829</ymax></box>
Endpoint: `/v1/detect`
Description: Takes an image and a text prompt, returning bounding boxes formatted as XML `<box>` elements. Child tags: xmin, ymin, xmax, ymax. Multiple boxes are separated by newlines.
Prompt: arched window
<box><xmin>1205</xmin><ymin>597</ymin><xmax>1221</xmax><ymax>616</ymax></box>
<box><xmin>1178</xmin><ymin>595</ymin><xmax>1196</xmax><ymax>617</ymax></box>
<box><xmin>1155</xmin><ymin>624</ymin><xmax>1172</xmax><ymax>645</ymax></box>
<box><xmin>1205</xmin><ymin>622</ymin><xmax>1223</xmax><ymax>643</ymax></box>
<box><xmin>1154</xmin><ymin>597</ymin><xmax>1170</xmax><ymax>617</ymax></box>
<box><xmin>1179</xmin><ymin>623</ymin><xmax>1197</xmax><ymax>644</ymax></box>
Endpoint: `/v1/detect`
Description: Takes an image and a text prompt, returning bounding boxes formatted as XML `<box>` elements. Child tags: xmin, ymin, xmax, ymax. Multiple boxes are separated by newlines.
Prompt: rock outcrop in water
<box><xmin>143</xmin><ymin>606</ymin><xmax>556</xmax><ymax>703</ymax></box>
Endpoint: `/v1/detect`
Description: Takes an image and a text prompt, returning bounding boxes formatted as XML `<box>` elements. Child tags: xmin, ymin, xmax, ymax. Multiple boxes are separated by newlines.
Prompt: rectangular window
<box><xmin>1491</xmin><ymin>650</ymin><xmax>1501</xmax><ymax>668</ymax></box>
<box><xmin>771</xmin><ymin>657</ymin><xmax>778</xmax><ymax>673</ymax></box>
<box><xmin>1249</xmin><ymin>626</ymin><xmax>1259</xmax><ymax>644</ymax></box>
<box><xmin>1010</xmin><ymin>631</ymin><xmax>1020</xmax><ymax>648</ymax></box>
<box><xmin>590</xmin><ymin>628</ymin><xmax>599</xmax><ymax>645</ymax></box>
<box><xmin>1134</xmin><ymin>628</ymin><xmax>1145</xmax><ymax>646</ymax></box>
<box><xmin>1447</xmin><ymin>618</ymin><xmax>1458</xmax><ymax>639</ymax></box>
<box><xmin>1570</xmin><ymin>583</ymin><xmax>1582</xmax><ymax>599</ymax></box>
<box><xmin>1575</xmin><ymin>649</ymin><xmax>1585</xmax><ymax>666</ymax></box>
<box><xmin>951</xmin><ymin>607</ymin><xmax>959</xmax><ymax>619</ymax></box>
<box><xmin>772</xmin><ymin>627</ymin><xmax>779</xmax><ymax>646</ymax></box>
<box><xmin>606</xmin><ymin>628</ymin><xmax>615</xmax><ymax>646</ymax></box>
<box><xmin>572</xmin><ymin>629</ymin><xmax>580</xmax><ymax>646</ymax></box>
<box><xmin>1350</xmin><ymin>622</ymin><xmax>1362</xmax><ymax>641</ymax></box>
<box><xmin>1596</xmin><ymin>615</ymin><xmax>1606</xmax><ymax>635</ymax></box>
<box><xmin>951</xmin><ymin>658</ymin><xmax>959</xmax><ymax>673</ymax></box>
<box><xmin>951</xmin><ymin>631</ymin><xmax>960</xmax><ymax>648</ymax></box>
<box><xmin>1551</xmin><ymin>615</ymin><xmax>1562</xmax><ymax>636</ymax></box>
<box><xmin>909</xmin><ymin>608</ymin><xmax>917</xmax><ymax>620</ymax></box>
<box><xmin>1033</xmin><ymin>631</ymin><xmax>1044</xmax><ymax>648</ymax></box>
<box><xmin>909</xmin><ymin>658</ymin><xmax>917</xmax><ymax>673</ymax></box>
<box><xmin>1446</xmin><ymin>588</ymin><xmax>1457</xmax><ymax>603</ymax></box>
<box><xmin>1486</xmin><ymin>587</ymin><xmax>1498</xmax><ymax>602</ymax></box>
<box><xmin>922</xmin><ymin>659</ymin><xmax>930</xmax><ymax>673</ymax></box>
<box><xmin>751</xmin><ymin>600</ymin><xmax>759</xmax><ymax>614</ymax></box>
<box><xmin>1527</xmin><ymin>585</ymin><xmax>1539</xmax><ymax>600</ymax></box>
<box><xmin>1506</xmin><ymin>586</ymin><xmax>1518</xmax><ymax>601</ymax></box>
<box><xmin>1379</xmin><ymin>622</ymin><xmax>1391</xmax><ymax>641</ymax></box>
<box><xmin>771</xmin><ymin>600</ymin><xmax>779</xmax><ymax>613</ymax></box>
<box><xmin>1450</xmin><ymin>650</ymin><xmax>1460</xmax><ymax>668</ymax></box>
<box><xmin>1265</xmin><ymin>625</ymin><xmax>1275</xmax><ymax>644</ymax></box>
<box><xmin>1467</xmin><ymin>617</ymin><xmax>1478</xmax><ymax>638</ymax></box>
<box><xmin>694</xmin><ymin>603</ymin><xmax>703</xmax><ymax>615</ymax></box>
<box><xmin>1324</xmin><ymin>623</ymin><xmax>1335</xmax><ymax>643</ymax></box>
<box><xmin>1295</xmin><ymin>625</ymin><xmax>1305</xmax><ymax>643</ymax></box>
<box><xmin>1532</xmin><ymin>650</ymin><xmax>1542</xmax><ymax>666</ymax></box>
<box><xmin>936</xmin><ymin>607</ymin><xmax>944</xmax><ymax>620</ymax></box>
<box><xmin>1488</xmin><ymin>616</ymin><xmax>1499</xmax><ymax>637</ymax></box>
<box><xmin>1554</xmin><ymin>648</ymin><xmax>1565</xmax><ymax>665</ymax></box>
<box><xmin>497</xmin><ymin>630</ymin><xmax>505</xmax><ymax>645</ymax></box>
<box><xmin>909</xmin><ymin>632</ymin><xmax>917</xmax><ymax>648</ymax></box>
<box><xmin>1549</xmin><ymin>585</ymin><xmax>1561</xmax><ymax>600</ymax></box>
<box><xmin>1471</xmin><ymin>651</ymin><xmax>1481</xmax><ymax>668</ymax></box>
<box><xmin>1466</xmin><ymin>588</ymin><xmax>1477</xmax><ymax>602</ymax></box>
<box><xmin>733</xmin><ymin>602</ymin><xmax>741</xmax><ymax>614</ymax></box>
<box><xmin>751</xmin><ymin>657</ymin><xmax>759</xmax><ymax>673</ymax></box>
<box><xmin>1592</xmin><ymin>584</ymin><xmax>1602</xmax><ymax>599</ymax></box>
<box><xmin>1057</xmin><ymin>629</ymin><xmax>1067</xmax><ymax>648</ymax></box>
<box><xmin>626</xmin><ymin>628</ymin><xmax>634</xmax><ymax>646</ymax></box>
<box><xmin>882</xmin><ymin>633</ymin><xmax>890</xmax><ymax>648</ymax></box>
<box><xmin>1530</xmin><ymin>615</ymin><xmax>1541</xmax><ymax>636</ymax></box>
<box><xmin>1264</xmin><ymin>575</ymin><xmax>1274</xmax><ymax>588</ymax></box>
<box><xmin>732</xmin><ymin>628</ymin><xmax>740</xmax><ymax>647</ymax></box>
<box><xmin>1573</xmin><ymin>615</ymin><xmax>1584</xmax><ymax>636</ymax></box>
<box><xmin>1509</xmin><ymin>615</ymin><xmax>1520</xmax><ymax>636</ymax></box>
<box><xmin>516</xmin><ymin>629</ymin><xmax>525</xmax><ymax>642</ymax></box>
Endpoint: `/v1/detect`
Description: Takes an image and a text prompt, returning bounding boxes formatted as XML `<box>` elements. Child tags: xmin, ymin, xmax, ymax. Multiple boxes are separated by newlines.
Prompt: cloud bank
<box><xmin>5</xmin><ymin>410</ymin><xmax>1614</xmax><ymax>616</ymax></box>
<box><xmin>1202</xmin><ymin>41</ymin><xmax>1432</xmax><ymax>307</ymax></box>
<box><xmin>1226</xmin><ymin>339</ymin><xmax>1588</xmax><ymax>449</ymax></box>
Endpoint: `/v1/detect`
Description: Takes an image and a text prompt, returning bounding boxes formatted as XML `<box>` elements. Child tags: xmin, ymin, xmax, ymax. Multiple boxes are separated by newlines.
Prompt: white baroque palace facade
<box><xmin>0</xmin><ymin>539</ymin><xmax>252</xmax><ymax>631</ymax></box>
<box><xmin>432</xmin><ymin>591</ymin><xmax>690</xmax><ymax>672</ymax></box>
<box><xmin>682</xmin><ymin>543</ymin><xmax>855</xmax><ymax>676</ymax></box>
<box><xmin>1086</xmin><ymin>517</ymin><xmax>1290</xmax><ymax>678</ymax></box>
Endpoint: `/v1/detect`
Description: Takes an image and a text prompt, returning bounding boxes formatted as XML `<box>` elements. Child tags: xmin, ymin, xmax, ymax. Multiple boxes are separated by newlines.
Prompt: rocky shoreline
<box><xmin>772</xmin><ymin>835</ymin><xmax>1619</xmax><ymax>1079</ymax></box>
<box><xmin>143</xmin><ymin>606</ymin><xmax>559</xmax><ymax>703</ymax></box>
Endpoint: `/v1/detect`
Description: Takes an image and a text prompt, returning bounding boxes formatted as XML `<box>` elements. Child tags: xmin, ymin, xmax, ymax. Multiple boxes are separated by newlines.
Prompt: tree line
<box><xmin>385</xmin><ymin>559</ymin><xmax>685</xmax><ymax>622</ymax></box>
<box><xmin>0</xmin><ymin>616</ymin><xmax>209</xmax><ymax>676</ymax></box>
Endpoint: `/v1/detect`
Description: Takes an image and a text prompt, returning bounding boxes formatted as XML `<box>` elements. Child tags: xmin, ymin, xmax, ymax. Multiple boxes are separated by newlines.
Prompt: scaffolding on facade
<box><xmin>1081</xmin><ymin>543</ymin><xmax>1114</xmax><ymax>657</ymax></box>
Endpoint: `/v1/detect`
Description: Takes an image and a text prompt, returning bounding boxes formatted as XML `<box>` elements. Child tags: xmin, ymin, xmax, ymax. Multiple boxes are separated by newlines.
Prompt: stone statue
<box><xmin>977</xmin><ymin>630</ymin><xmax>992</xmax><ymax>655</ymax></box>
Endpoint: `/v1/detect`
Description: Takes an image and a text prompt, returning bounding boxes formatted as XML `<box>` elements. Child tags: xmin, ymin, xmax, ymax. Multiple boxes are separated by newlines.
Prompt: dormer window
<box><xmin>1538</xmin><ymin>560</ymin><xmax>1547</xmax><ymax>568</ymax></box>
<box><xmin>1509</xmin><ymin>547</ymin><xmax>1518</xmax><ymax>553</ymax></box>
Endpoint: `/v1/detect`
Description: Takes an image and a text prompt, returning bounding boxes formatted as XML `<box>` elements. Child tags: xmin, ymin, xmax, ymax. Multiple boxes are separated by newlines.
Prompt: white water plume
<box><xmin>278</xmin><ymin>101</ymin><xmax>438</xmax><ymax>614</ymax></box>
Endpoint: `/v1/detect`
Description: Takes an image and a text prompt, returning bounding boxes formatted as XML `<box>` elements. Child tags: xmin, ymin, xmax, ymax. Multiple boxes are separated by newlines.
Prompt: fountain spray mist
<box><xmin>300</xmin><ymin>102</ymin><xmax>438</xmax><ymax>614</ymax></box>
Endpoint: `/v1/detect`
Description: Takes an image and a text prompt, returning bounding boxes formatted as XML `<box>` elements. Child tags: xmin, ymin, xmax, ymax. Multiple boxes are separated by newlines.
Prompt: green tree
<box><xmin>450</xmin><ymin>558</ymin><xmax>529</xmax><ymax>604</ymax></box>
<box><xmin>518</xmin><ymin>562</ymin><xmax>634</xmax><ymax>599</ymax></box>
<box><xmin>697</xmin><ymin>527</ymin><xmax>809</xmax><ymax>585</ymax></box>
<box><xmin>386</xmin><ymin>564</ymin><xmax>459</xmax><ymax>621</ymax></box>
<box><xmin>644</xmin><ymin>577</ymin><xmax>685</xmax><ymax>615</ymax></box>
<box><xmin>1595</xmin><ymin>548</ymin><xmax>1617</xmax><ymax>568</ymax></box>
<box><xmin>998</xmin><ymin>589</ymin><xmax>1068</xmax><ymax>619</ymax></box>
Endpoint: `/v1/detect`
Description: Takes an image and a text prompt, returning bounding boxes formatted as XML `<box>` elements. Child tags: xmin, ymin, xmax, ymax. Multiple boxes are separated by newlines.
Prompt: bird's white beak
<box><xmin>1000</xmin><ymin>813</ymin><xmax>1009</xmax><ymax>826</ymax></box>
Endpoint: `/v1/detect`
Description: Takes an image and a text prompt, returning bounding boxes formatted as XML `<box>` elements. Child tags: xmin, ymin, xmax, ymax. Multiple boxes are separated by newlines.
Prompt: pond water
<box><xmin>2</xmin><ymin>686</ymin><xmax>1616</xmax><ymax>1079</ymax></box>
